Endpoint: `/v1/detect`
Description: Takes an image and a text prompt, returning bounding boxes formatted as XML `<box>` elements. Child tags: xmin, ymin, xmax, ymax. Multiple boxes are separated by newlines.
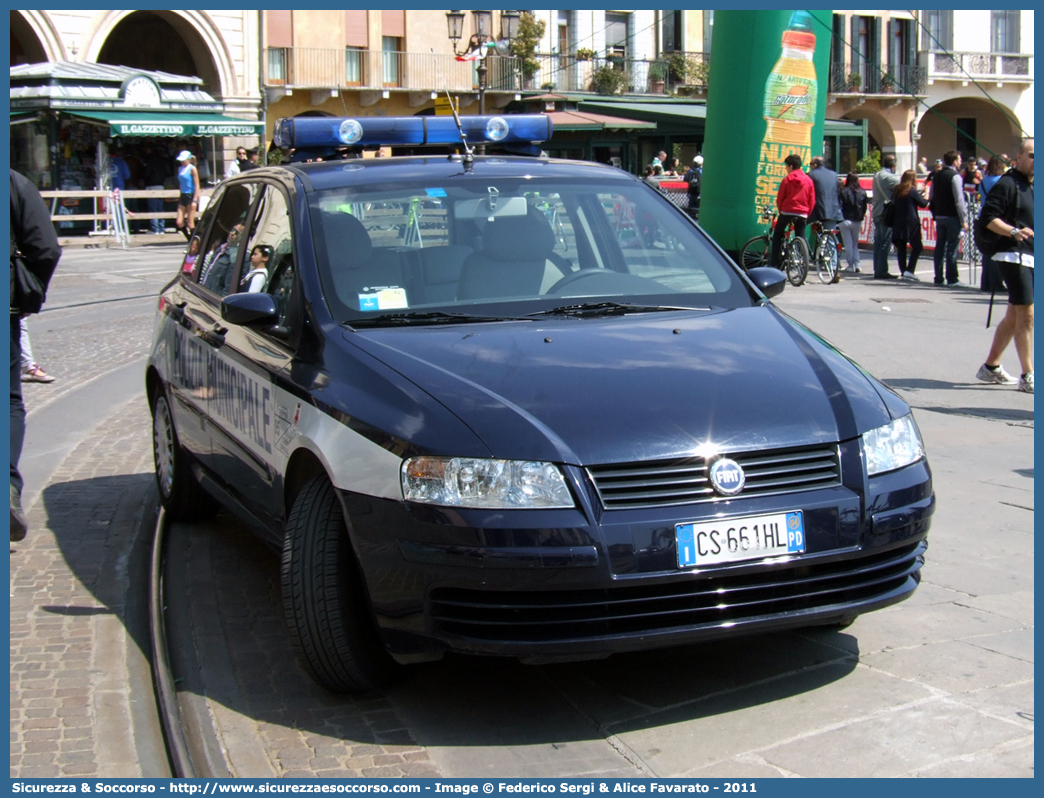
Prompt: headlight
<box><xmin>401</xmin><ymin>457</ymin><xmax>574</xmax><ymax>509</ymax></box>
<box><xmin>863</xmin><ymin>414</ymin><xmax>925</xmax><ymax>476</ymax></box>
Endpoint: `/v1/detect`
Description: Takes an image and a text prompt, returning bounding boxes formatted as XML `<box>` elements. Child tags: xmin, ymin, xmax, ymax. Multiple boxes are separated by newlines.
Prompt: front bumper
<box><xmin>342</xmin><ymin>459</ymin><xmax>933</xmax><ymax>663</ymax></box>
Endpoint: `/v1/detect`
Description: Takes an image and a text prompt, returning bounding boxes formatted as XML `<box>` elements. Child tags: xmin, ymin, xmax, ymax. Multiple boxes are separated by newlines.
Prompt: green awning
<box><xmin>66</xmin><ymin>110</ymin><xmax>263</xmax><ymax>137</ymax></box>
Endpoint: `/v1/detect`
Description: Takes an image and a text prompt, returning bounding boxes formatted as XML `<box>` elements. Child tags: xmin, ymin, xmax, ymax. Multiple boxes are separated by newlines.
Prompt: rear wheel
<box><xmin>739</xmin><ymin>234</ymin><xmax>771</xmax><ymax>272</ymax></box>
<box><xmin>785</xmin><ymin>237</ymin><xmax>810</xmax><ymax>286</ymax></box>
<box><xmin>281</xmin><ymin>476</ymin><xmax>401</xmax><ymax>693</ymax></box>
<box><xmin>816</xmin><ymin>232</ymin><xmax>840</xmax><ymax>284</ymax></box>
<box><xmin>151</xmin><ymin>390</ymin><xmax>218</xmax><ymax>521</ymax></box>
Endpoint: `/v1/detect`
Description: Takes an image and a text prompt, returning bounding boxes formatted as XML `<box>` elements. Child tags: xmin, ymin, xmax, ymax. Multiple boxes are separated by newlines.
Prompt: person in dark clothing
<box><xmin>890</xmin><ymin>170</ymin><xmax>929</xmax><ymax>280</ymax></box>
<box><xmin>240</xmin><ymin>148</ymin><xmax>260</xmax><ymax>172</ymax></box>
<box><xmin>976</xmin><ymin>138</ymin><xmax>1034</xmax><ymax>394</ymax></box>
<box><xmin>9</xmin><ymin>169</ymin><xmax>61</xmax><ymax>541</ymax></box>
<box><xmin>928</xmin><ymin>149</ymin><xmax>968</xmax><ymax>286</ymax></box>
<box><xmin>684</xmin><ymin>155</ymin><xmax>702</xmax><ymax>218</ymax></box>
<box><xmin>837</xmin><ymin>172</ymin><xmax>868</xmax><ymax>272</ymax></box>
<box><xmin>142</xmin><ymin>144</ymin><xmax>172</xmax><ymax>234</ymax></box>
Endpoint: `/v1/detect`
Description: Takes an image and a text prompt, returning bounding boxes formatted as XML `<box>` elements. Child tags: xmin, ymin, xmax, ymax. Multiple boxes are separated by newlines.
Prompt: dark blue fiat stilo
<box><xmin>147</xmin><ymin>115</ymin><xmax>933</xmax><ymax>692</ymax></box>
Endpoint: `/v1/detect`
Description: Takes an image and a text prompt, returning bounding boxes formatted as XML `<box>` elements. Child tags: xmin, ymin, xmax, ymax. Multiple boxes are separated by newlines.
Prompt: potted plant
<box><xmin>847</xmin><ymin>72</ymin><xmax>862</xmax><ymax>92</ymax></box>
<box><xmin>574</xmin><ymin>47</ymin><xmax>596</xmax><ymax>62</ymax></box>
<box><xmin>881</xmin><ymin>73</ymin><xmax>896</xmax><ymax>93</ymax></box>
<box><xmin>510</xmin><ymin>12</ymin><xmax>547</xmax><ymax>89</ymax></box>
<box><xmin>591</xmin><ymin>63</ymin><xmax>629</xmax><ymax>95</ymax></box>
<box><xmin>689</xmin><ymin>59</ymin><xmax>710</xmax><ymax>90</ymax></box>
<box><xmin>667</xmin><ymin>51</ymin><xmax>689</xmax><ymax>84</ymax></box>
<box><xmin>648</xmin><ymin>62</ymin><xmax>667</xmax><ymax>93</ymax></box>
<box><xmin>540</xmin><ymin>81</ymin><xmax>557</xmax><ymax>92</ymax></box>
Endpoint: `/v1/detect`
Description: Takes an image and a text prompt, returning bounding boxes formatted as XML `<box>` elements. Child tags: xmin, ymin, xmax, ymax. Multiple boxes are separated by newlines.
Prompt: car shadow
<box><xmin>164</xmin><ymin>512</ymin><xmax>859</xmax><ymax>761</ymax></box>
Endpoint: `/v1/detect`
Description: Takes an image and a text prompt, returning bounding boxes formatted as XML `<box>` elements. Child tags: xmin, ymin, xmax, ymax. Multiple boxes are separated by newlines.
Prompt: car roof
<box><xmin>277</xmin><ymin>155</ymin><xmax>640</xmax><ymax>193</ymax></box>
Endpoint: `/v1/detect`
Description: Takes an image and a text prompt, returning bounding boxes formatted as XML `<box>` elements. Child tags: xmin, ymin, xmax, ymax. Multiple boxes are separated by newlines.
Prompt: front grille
<box><xmin>429</xmin><ymin>541</ymin><xmax>924</xmax><ymax>643</ymax></box>
<box><xmin>588</xmin><ymin>444</ymin><xmax>841</xmax><ymax>509</ymax></box>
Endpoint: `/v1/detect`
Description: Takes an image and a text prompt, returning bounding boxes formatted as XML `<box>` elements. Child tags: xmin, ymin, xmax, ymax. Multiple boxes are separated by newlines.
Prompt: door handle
<box><xmin>200</xmin><ymin>324</ymin><xmax>227</xmax><ymax>348</ymax></box>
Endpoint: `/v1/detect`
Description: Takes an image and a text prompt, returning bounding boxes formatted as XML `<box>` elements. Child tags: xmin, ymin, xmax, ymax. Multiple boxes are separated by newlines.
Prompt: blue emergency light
<box><xmin>272</xmin><ymin>114</ymin><xmax>552</xmax><ymax>151</ymax></box>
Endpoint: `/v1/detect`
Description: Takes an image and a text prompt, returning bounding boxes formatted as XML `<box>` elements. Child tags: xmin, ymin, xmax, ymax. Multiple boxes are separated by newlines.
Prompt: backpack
<box><xmin>974</xmin><ymin>171</ymin><xmax>1021</xmax><ymax>259</ymax></box>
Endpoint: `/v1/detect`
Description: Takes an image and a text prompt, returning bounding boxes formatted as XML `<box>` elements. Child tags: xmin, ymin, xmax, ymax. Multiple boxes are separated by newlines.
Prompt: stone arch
<box><xmin>837</xmin><ymin>107</ymin><xmax>898</xmax><ymax>156</ymax></box>
<box><xmin>916</xmin><ymin>97</ymin><xmax>1025</xmax><ymax>162</ymax></box>
<box><xmin>82</xmin><ymin>10</ymin><xmax>237</xmax><ymax>99</ymax></box>
<box><xmin>11</xmin><ymin>10</ymin><xmax>66</xmax><ymax>63</ymax></box>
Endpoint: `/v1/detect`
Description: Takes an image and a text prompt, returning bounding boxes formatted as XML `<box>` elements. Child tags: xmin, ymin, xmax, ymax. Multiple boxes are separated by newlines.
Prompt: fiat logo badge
<box><xmin>709</xmin><ymin>458</ymin><xmax>745</xmax><ymax>496</ymax></box>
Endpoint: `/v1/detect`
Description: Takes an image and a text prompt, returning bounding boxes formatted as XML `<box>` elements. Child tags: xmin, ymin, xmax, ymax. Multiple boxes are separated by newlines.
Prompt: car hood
<box><xmin>343</xmin><ymin>306</ymin><xmax>898</xmax><ymax>465</ymax></box>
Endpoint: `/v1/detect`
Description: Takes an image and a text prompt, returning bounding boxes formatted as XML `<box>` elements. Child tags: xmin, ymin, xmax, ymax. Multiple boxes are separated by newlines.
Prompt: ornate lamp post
<box><xmin>447</xmin><ymin>10</ymin><xmax>520</xmax><ymax>117</ymax></box>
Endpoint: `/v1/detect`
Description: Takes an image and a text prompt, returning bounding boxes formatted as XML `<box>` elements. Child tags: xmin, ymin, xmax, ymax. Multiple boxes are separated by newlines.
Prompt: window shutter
<box><xmin>267</xmin><ymin>10</ymin><xmax>292</xmax><ymax>48</ymax></box>
<box><xmin>382</xmin><ymin>10</ymin><xmax>405</xmax><ymax>39</ymax></box>
<box><xmin>345</xmin><ymin>11</ymin><xmax>367</xmax><ymax>48</ymax></box>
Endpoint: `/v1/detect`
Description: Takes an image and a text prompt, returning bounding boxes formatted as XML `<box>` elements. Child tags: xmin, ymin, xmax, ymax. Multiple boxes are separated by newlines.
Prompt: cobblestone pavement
<box><xmin>10</xmin><ymin>397</ymin><xmax>164</xmax><ymax>778</ymax></box>
<box><xmin>166</xmin><ymin>519</ymin><xmax>442</xmax><ymax>778</ymax></box>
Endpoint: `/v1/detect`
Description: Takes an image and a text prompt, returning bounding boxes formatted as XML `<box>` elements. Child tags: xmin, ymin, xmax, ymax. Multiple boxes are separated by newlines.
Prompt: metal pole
<box><xmin>476</xmin><ymin>58</ymin><xmax>487</xmax><ymax>155</ymax></box>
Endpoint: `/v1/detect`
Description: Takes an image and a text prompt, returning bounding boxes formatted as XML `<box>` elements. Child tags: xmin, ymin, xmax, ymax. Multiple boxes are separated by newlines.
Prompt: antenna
<box><xmin>431</xmin><ymin>48</ymin><xmax>474</xmax><ymax>172</ymax></box>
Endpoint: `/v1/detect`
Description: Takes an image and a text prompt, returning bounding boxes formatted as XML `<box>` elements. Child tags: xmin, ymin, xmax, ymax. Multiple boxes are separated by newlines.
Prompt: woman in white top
<box><xmin>241</xmin><ymin>244</ymin><xmax>273</xmax><ymax>292</ymax></box>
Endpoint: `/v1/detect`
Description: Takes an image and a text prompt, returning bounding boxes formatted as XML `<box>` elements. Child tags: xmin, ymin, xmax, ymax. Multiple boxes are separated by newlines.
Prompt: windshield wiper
<box><xmin>526</xmin><ymin>302</ymin><xmax>702</xmax><ymax>318</ymax></box>
<box><xmin>348</xmin><ymin>310</ymin><xmax>524</xmax><ymax>327</ymax></box>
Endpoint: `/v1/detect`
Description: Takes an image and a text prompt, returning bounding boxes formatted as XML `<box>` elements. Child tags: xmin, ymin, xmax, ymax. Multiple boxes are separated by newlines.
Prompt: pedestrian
<box><xmin>175</xmin><ymin>150</ymin><xmax>200</xmax><ymax>240</ymax></box>
<box><xmin>224</xmin><ymin>145</ymin><xmax>248</xmax><ymax>180</ymax></box>
<box><xmin>838</xmin><ymin>172</ymin><xmax>868</xmax><ymax>273</ymax></box>
<box><xmin>685</xmin><ymin>155</ymin><xmax>703</xmax><ymax>217</ymax></box>
<box><xmin>142</xmin><ymin>143</ymin><xmax>171</xmax><ymax>235</ymax></box>
<box><xmin>771</xmin><ymin>153</ymin><xmax>815</xmax><ymax>270</ymax></box>
<box><xmin>890</xmin><ymin>169</ymin><xmax>929</xmax><ymax>281</ymax></box>
<box><xmin>979</xmin><ymin>155</ymin><xmax>1009</xmax><ymax>292</ymax></box>
<box><xmin>808</xmin><ymin>155</ymin><xmax>842</xmax><ymax>255</ymax></box>
<box><xmin>241</xmin><ymin>148</ymin><xmax>260</xmax><ymax>172</ymax></box>
<box><xmin>928</xmin><ymin>150</ymin><xmax>968</xmax><ymax>286</ymax></box>
<box><xmin>663</xmin><ymin>156</ymin><xmax>681</xmax><ymax>177</ymax></box>
<box><xmin>108</xmin><ymin>147</ymin><xmax>130</xmax><ymax>192</ymax></box>
<box><xmin>916</xmin><ymin>156</ymin><xmax>929</xmax><ymax>176</ymax></box>
<box><xmin>975</xmin><ymin>138</ymin><xmax>1034</xmax><ymax>393</ymax></box>
<box><xmin>19</xmin><ymin>319</ymin><xmax>54</xmax><ymax>383</ymax></box>
<box><xmin>871</xmin><ymin>153</ymin><xmax>900</xmax><ymax>279</ymax></box>
<box><xmin>924</xmin><ymin>158</ymin><xmax>943</xmax><ymax>187</ymax></box>
<box><xmin>961</xmin><ymin>157</ymin><xmax>982</xmax><ymax>190</ymax></box>
<box><xmin>10</xmin><ymin>169</ymin><xmax>62</xmax><ymax>541</ymax></box>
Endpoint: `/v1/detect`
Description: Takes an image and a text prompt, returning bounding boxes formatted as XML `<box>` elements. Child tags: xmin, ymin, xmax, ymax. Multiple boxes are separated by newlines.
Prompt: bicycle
<box><xmin>739</xmin><ymin>208</ymin><xmax>809</xmax><ymax>286</ymax></box>
<box><xmin>810</xmin><ymin>221</ymin><xmax>842</xmax><ymax>284</ymax></box>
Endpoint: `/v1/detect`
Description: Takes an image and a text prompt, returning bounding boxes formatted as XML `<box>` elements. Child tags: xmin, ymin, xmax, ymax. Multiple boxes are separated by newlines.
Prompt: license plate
<box><xmin>676</xmin><ymin>511</ymin><xmax>805</xmax><ymax>568</ymax></box>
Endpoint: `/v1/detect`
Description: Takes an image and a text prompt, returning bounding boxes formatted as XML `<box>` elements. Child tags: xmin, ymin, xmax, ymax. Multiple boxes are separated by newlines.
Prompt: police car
<box><xmin>147</xmin><ymin>114</ymin><xmax>933</xmax><ymax>693</ymax></box>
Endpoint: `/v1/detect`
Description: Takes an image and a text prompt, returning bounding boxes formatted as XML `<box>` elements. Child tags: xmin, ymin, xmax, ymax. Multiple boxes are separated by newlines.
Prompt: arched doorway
<box><xmin>917</xmin><ymin>98</ymin><xmax>1024</xmax><ymax>164</ymax></box>
<box><xmin>96</xmin><ymin>11</ymin><xmax>221</xmax><ymax>97</ymax></box>
<box><xmin>11</xmin><ymin>11</ymin><xmax>47</xmax><ymax>65</ymax></box>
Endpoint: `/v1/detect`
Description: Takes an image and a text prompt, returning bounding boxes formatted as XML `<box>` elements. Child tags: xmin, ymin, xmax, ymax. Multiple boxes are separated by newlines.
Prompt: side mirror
<box><xmin>221</xmin><ymin>292</ymin><xmax>280</xmax><ymax>327</ymax></box>
<box><xmin>745</xmin><ymin>266</ymin><xmax>787</xmax><ymax>299</ymax></box>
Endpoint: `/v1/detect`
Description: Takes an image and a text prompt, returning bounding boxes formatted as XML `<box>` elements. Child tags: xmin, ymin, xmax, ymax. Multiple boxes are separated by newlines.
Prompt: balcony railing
<box><xmin>828</xmin><ymin>62</ymin><xmax>927</xmax><ymax>95</ymax></box>
<box><xmin>925</xmin><ymin>50</ymin><xmax>1032</xmax><ymax>81</ymax></box>
<box><xmin>265</xmin><ymin>47</ymin><xmax>711</xmax><ymax>97</ymax></box>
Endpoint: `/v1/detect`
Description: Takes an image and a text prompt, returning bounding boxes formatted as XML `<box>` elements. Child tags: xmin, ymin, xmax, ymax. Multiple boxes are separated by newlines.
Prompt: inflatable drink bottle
<box><xmin>762</xmin><ymin>11</ymin><xmax>817</xmax><ymax>150</ymax></box>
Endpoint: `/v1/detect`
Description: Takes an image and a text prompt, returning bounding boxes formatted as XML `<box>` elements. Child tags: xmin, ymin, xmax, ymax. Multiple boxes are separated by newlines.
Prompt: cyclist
<box><xmin>772</xmin><ymin>153</ymin><xmax>815</xmax><ymax>270</ymax></box>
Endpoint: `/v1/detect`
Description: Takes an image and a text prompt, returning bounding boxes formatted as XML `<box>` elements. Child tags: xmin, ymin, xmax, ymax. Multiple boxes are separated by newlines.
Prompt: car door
<box><xmin>207</xmin><ymin>181</ymin><xmax>297</xmax><ymax>536</ymax></box>
<box><xmin>168</xmin><ymin>180</ymin><xmax>260</xmax><ymax>479</ymax></box>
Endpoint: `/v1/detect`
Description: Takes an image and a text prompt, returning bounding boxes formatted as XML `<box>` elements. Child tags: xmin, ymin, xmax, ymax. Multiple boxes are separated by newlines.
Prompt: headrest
<box><xmin>483</xmin><ymin>208</ymin><xmax>555</xmax><ymax>262</ymax></box>
<box><xmin>323</xmin><ymin>213</ymin><xmax>372</xmax><ymax>267</ymax></box>
<box><xmin>422</xmin><ymin>245</ymin><xmax>472</xmax><ymax>283</ymax></box>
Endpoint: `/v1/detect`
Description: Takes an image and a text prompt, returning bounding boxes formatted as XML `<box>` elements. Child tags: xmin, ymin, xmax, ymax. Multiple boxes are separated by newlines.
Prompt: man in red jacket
<box><xmin>772</xmin><ymin>153</ymin><xmax>815</xmax><ymax>270</ymax></box>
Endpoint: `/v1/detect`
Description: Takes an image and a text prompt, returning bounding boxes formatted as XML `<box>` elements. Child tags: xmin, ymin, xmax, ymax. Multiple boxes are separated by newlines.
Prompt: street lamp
<box><xmin>446</xmin><ymin>9</ymin><xmax>520</xmax><ymax>118</ymax></box>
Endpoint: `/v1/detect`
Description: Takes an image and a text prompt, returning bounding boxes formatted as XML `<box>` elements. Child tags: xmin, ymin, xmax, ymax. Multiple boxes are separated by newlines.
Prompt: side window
<box><xmin>194</xmin><ymin>182</ymin><xmax>258</xmax><ymax>298</ymax></box>
<box><xmin>240</xmin><ymin>186</ymin><xmax>295</xmax><ymax>326</ymax></box>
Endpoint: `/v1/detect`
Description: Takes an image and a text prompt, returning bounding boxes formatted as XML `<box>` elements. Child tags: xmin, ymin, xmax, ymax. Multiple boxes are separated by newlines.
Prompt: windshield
<box><xmin>308</xmin><ymin>175</ymin><xmax>754</xmax><ymax>325</ymax></box>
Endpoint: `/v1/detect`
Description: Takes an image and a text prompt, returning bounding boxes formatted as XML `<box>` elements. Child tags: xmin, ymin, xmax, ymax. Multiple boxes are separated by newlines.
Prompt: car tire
<box><xmin>151</xmin><ymin>390</ymin><xmax>219</xmax><ymax>522</ymax></box>
<box><xmin>281</xmin><ymin>476</ymin><xmax>401</xmax><ymax>693</ymax></box>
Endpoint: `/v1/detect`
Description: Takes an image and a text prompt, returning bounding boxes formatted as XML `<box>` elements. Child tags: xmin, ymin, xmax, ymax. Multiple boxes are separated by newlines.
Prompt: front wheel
<box><xmin>739</xmin><ymin>234</ymin><xmax>771</xmax><ymax>272</ymax></box>
<box><xmin>281</xmin><ymin>476</ymin><xmax>402</xmax><ymax>693</ymax></box>
<box><xmin>816</xmin><ymin>233</ymin><xmax>839</xmax><ymax>284</ymax></box>
<box><xmin>785</xmin><ymin>237</ymin><xmax>810</xmax><ymax>286</ymax></box>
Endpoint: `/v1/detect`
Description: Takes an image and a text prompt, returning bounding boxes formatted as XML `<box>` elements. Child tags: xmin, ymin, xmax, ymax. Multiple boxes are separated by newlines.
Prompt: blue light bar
<box><xmin>273</xmin><ymin>114</ymin><xmax>553</xmax><ymax>151</ymax></box>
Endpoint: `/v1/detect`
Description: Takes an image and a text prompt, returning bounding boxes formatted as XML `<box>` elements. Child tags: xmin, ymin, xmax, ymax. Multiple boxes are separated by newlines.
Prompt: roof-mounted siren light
<box><xmin>272</xmin><ymin>115</ymin><xmax>552</xmax><ymax>152</ymax></box>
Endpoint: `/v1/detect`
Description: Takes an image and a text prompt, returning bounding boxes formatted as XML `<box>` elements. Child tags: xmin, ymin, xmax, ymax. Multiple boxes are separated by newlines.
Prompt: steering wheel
<box><xmin>546</xmin><ymin>268</ymin><xmax>609</xmax><ymax>294</ymax></box>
